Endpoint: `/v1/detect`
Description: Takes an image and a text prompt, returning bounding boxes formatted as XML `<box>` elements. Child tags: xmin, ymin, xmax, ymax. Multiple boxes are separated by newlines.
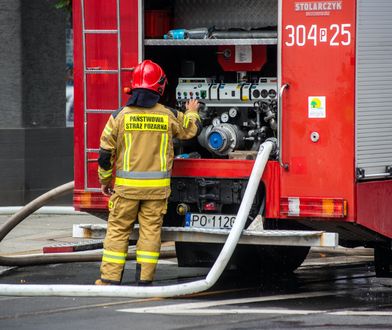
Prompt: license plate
<box><xmin>185</xmin><ymin>213</ymin><xmax>236</xmax><ymax>229</ymax></box>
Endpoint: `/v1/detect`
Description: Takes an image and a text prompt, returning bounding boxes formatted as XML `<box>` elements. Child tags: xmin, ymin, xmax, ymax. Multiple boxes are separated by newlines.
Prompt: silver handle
<box><xmin>278</xmin><ymin>83</ymin><xmax>289</xmax><ymax>170</ymax></box>
<box><xmin>364</xmin><ymin>173</ymin><xmax>392</xmax><ymax>178</ymax></box>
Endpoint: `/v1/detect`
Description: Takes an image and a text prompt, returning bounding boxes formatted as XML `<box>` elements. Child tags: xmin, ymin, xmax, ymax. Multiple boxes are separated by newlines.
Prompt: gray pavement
<box><xmin>0</xmin><ymin>213</ymin><xmax>106</xmax><ymax>255</ymax></box>
<box><xmin>0</xmin><ymin>213</ymin><xmax>106</xmax><ymax>276</ymax></box>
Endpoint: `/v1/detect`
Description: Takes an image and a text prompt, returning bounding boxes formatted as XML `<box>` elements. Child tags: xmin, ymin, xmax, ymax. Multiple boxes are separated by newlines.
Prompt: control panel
<box><xmin>176</xmin><ymin>77</ymin><xmax>278</xmax><ymax>106</ymax></box>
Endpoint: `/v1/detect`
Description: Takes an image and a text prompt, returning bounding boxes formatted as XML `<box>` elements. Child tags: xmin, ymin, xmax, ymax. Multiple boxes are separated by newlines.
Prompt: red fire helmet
<box><xmin>131</xmin><ymin>60</ymin><xmax>167</xmax><ymax>96</ymax></box>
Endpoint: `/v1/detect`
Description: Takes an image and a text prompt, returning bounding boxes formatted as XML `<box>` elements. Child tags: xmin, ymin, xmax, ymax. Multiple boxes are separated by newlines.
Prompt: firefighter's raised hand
<box><xmin>186</xmin><ymin>99</ymin><xmax>199</xmax><ymax>113</ymax></box>
<box><xmin>101</xmin><ymin>183</ymin><xmax>114</xmax><ymax>197</ymax></box>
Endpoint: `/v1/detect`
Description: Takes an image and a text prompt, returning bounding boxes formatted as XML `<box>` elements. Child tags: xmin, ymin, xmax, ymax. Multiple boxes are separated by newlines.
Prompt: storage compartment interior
<box><xmin>143</xmin><ymin>0</ymin><xmax>279</xmax><ymax>159</ymax></box>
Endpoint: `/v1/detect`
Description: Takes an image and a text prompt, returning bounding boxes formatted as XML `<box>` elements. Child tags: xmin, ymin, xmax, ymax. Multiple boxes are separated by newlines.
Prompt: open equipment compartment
<box><xmin>143</xmin><ymin>0</ymin><xmax>279</xmax><ymax>160</ymax></box>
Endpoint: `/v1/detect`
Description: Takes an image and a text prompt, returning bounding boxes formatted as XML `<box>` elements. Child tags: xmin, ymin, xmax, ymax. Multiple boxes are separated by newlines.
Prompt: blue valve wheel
<box><xmin>208</xmin><ymin>131</ymin><xmax>224</xmax><ymax>150</ymax></box>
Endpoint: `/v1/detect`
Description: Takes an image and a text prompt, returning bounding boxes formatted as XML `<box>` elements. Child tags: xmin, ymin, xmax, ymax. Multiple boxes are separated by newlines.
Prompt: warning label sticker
<box><xmin>308</xmin><ymin>96</ymin><xmax>326</xmax><ymax>118</ymax></box>
<box><xmin>124</xmin><ymin>114</ymin><xmax>168</xmax><ymax>132</ymax></box>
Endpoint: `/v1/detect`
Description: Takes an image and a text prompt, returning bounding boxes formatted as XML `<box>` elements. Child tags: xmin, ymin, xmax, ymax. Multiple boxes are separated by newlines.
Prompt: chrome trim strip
<box><xmin>81</xmin><ymin>0</ymin><xmax>88</xmax><ymax>190</ymax></box>
<box><xmin>277</xmin><ymin>0</ymin><xmax>289</xmax><ymax>170</ymax></box>
<box><xmin>116</xmin><ymin>0</ymin><xmax>122</xmax><ymax>108</ymax></box>
<box><xmin>144</xmin><ymin>38</ymin><xmax>277</xmax><ymax>46</ymax></box>
<box><xmin>116</xmin><ymin>170</ymin><xmax>170</xmax><ymax>179</ymax></box>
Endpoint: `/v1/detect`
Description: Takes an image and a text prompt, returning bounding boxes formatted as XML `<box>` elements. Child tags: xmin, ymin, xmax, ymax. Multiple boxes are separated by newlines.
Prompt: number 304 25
<box><xmin>285</xmin><ymin>24</ymin><xmax>351</xmax><ymax>47</ymax></box>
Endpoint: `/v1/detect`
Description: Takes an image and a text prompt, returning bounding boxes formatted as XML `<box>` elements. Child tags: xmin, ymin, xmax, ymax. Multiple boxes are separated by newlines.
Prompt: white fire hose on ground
<box><xmin>0</xmin><ymin>139</ymin><xmax>276</xmax><ymax>298</ymax></box>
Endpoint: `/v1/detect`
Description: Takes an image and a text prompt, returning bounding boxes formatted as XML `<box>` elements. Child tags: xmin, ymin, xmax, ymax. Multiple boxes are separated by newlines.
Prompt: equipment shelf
<box><xmin>144</xmin><ymin>38</ymin><xmax>277</xmax><ymax>46</ymax></box>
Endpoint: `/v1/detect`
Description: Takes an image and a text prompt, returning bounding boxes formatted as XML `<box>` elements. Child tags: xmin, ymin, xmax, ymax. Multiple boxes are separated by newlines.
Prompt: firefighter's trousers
<box><xmin>99</xmin><ymin>193</ymin><xmax>167</xmax><ymax>284</ymax></box>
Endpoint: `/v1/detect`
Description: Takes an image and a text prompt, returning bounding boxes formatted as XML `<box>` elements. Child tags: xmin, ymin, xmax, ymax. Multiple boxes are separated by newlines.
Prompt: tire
<box><xmin>234</xmin><ymin>245</ymin><xmax>310</xmax><ymax>275</ymax></box>
<box><xmin>374</xmin><ymin>245</ymin><xmax>392</xmax><ymax>278</ymax></box>
<box><xmin>175</xmin><ymin>242</ymin><xmax>309</xmax><ymax>275</ymax></box>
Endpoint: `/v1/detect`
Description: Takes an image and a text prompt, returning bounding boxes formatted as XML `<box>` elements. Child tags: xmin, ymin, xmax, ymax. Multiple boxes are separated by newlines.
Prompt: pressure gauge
<box><xmin>220</xmin><ymin>112</ymin><xmax>229</xmax><ymax>123</ymax></box>
<box><xmin>212</xmin><ymin>117</ymin><xmax>221</xmax><ymax>126</ymax></box>
<box><xmin>229</xmin><ymin>107</ymin><xmax>238</xmax><ymax>118</ymax></box>
<box><xmin>269</xmin><ymin>89</ymin><xmax>277</xmax><ymax>99</ymax></box>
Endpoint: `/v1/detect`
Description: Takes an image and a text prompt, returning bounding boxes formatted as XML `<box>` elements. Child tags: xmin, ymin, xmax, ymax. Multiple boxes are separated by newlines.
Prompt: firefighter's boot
<box><xmin>135</xmin><ymin>263</ymin><xmax>152</xmax><ymax>286</ymax></box>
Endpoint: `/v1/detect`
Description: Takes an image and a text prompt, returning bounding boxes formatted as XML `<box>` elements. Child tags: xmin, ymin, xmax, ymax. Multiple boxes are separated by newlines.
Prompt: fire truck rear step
<box><xmin>73</xmin><ymin>224</ymin><xmax>338</xmax><ymax>248</ymax></box>
<box><xmin>157</xmin><ymin>227</ymin><xmax>338</xmax><ymax>248</ymax></box>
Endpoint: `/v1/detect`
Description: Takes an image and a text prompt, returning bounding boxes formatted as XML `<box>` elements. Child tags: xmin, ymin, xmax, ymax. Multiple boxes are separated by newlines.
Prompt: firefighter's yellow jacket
<box><xmin>98</xmin><ymin>103</ymin><xmax>201</xmax><ymax>199</ymax></box>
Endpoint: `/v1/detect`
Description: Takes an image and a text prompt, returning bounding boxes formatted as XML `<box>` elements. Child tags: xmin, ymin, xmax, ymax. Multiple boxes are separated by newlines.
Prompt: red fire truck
<box><xmin>73</xmin><ymin>0</ymin><xmax>392</xmax><ymax>276</ymax></box>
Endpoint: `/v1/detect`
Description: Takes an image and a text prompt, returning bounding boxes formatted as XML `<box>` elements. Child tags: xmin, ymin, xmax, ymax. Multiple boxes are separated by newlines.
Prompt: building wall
<box><xmin>0</xmin><ymin>130</ymin><xmax>25</xmax><ymax>205</ymax></box>
<box><xmin>24</xmin><ymin>128</ymin><xmax>74</xmax><ymax>203</ymax></box>
<box><xmin>0</xmin><ymin>1</ymin><xmax>73</xmax><ymax>206</ymax></box>
<box><xmin>21</xmin><ymin>0</ymin><xmax>66</xmax><ymax>128</ymax></box>
<box><xmin>0</xmin><ymin>1</ymin><xmax>23</xmax><ymax>129</ymax></box>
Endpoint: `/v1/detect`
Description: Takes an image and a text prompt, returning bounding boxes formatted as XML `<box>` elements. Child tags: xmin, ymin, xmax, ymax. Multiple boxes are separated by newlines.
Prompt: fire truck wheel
<box><xmin>233</xmin><ymin>245</ymin><xmax>310</xmax><ymax>275</ymax></box>
<box><xmin>175</xmin><ymin>242</ymin><xmax>310</xmax><ymax>276</ymax></box>
<box><xmin>374</xmin><ymin>245</ymin><xmax>392</xmax><ymax>278</ymax></box>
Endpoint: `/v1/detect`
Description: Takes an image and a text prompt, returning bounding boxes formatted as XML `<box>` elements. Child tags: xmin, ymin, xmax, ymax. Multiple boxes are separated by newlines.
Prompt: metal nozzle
<box><xmin>176</xmin><ymin>203</ymin><xmax>189</xmax><ymax>216</ymax></box>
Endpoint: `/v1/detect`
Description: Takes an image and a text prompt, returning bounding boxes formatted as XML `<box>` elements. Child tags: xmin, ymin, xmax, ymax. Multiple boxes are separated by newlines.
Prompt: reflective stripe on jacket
<box><xmin>98</xmin><ymin>103</ymin><xmax>200</xmax><ymax>199</ymax></box>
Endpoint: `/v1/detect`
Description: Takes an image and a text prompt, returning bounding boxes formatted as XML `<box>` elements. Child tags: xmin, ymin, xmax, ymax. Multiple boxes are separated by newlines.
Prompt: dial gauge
<box><xmin>212</xmin><ymin>117</ymin><xmax>221</xmax><ymax>126</ymax></box>
<box><xmin>229</xmin><ymin>107</ymin><xmax>238</xmax><ymax>118</ymax></box>
<box><xmin>220</xmin><ymin>112</ymin><xmax>229</xmax><ymax>123</ymax></box>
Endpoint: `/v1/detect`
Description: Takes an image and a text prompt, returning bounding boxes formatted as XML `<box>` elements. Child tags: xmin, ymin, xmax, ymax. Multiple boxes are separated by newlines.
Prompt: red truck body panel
<box><xmin>73</xmin><ymin>0</ymin><xmax>392</xmax><ymax>241</ymax></box>
<box><xmin>281</xmin><ymin>0</ymin><xmax>356</xmax><ymax>220</ymax></box>
<box><xmin>357</xmin><ymin>180</ymin><xmax>392</xmax><ymax>239</ymax></box>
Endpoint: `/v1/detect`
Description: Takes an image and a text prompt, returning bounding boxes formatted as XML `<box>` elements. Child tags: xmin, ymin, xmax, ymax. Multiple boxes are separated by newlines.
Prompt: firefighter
<box><xmin>95</xmin><ymin>60</ymin><xmax>201</xmax><ymax>286</ymax></box>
